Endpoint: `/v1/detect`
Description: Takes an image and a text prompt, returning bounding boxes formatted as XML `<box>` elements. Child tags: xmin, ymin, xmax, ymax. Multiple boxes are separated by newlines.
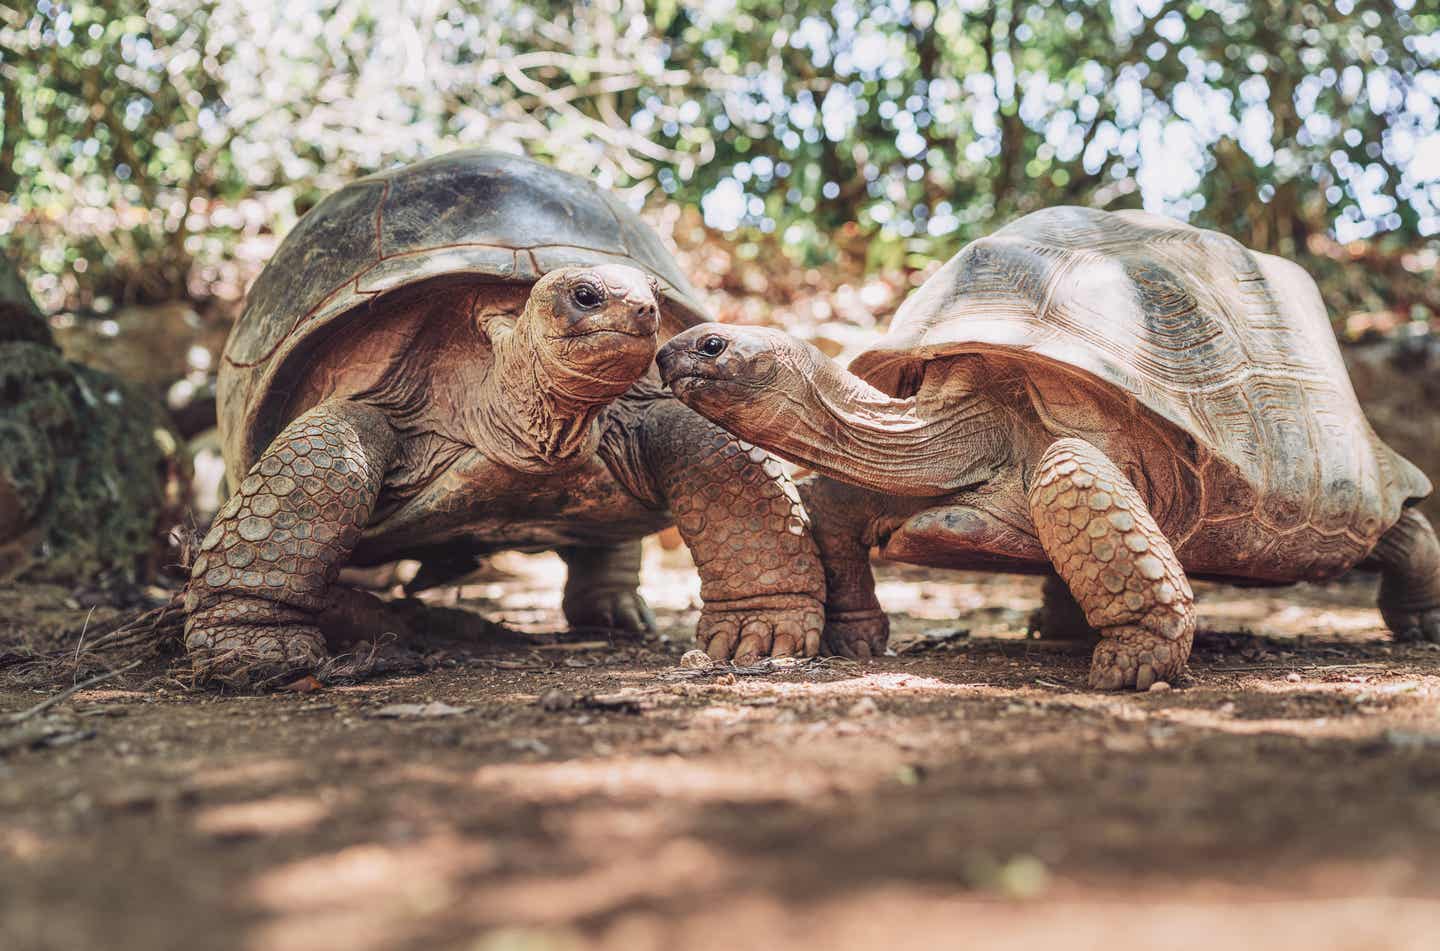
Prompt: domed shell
<box><xmin>220</xmin><ymin>150</ymin><xmax>709</xmax><ymax>466</ymax></box>
<box><xmin>850</xmin><ymin>206</ymin><xmax>1429</xmax><ymax>549</ymax></box>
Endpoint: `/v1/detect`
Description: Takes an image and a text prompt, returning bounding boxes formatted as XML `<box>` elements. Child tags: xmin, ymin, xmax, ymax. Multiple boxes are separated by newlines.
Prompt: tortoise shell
<box><xmin>850</xmin><ymin>206</ymin><xmax>1429</xmax><ymax>566</ymax></box>
<box><xmin>219</xmin><ymin>149</ymin><xmax>709</xmax><ymax>468</ymax></box>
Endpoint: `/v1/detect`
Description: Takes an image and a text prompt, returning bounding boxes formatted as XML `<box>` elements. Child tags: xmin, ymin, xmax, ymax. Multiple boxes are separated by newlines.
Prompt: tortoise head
<box><xmin>657</xmin><ymin>323</ymin><xmax>809</xmax><ymax>431</ymax></box>
<box><xmin>659</xmin><ymin>323</ymin><xmax>1001</xmax><ymax>497</ymax></box>
<box><xmin>511</xmin><ymin>264</ymin><xmax>662</xmax><ymax>401</ymax></box>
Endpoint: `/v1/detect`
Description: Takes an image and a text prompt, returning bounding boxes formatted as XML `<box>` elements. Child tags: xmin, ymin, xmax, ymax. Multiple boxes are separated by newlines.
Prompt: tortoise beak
<box><xmin>656</xmin><ymin>340</ymin><xmax>707</xmax><ymax>390</ymax></box>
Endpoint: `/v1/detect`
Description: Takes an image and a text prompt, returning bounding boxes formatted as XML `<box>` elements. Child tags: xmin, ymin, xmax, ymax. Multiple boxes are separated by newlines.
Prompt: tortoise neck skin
<box><xmin>467</xmin><ymin>267</ymin><xmax>661</xmax><ymax>471</ymax></box>
<box><xmin>658</xmin><ymin>325</ymin><xmax>1008</xmax><ymax>497</ymax></box>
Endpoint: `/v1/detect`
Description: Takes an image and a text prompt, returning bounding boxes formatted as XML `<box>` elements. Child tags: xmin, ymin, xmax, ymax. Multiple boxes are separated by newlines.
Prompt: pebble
<box><xmin>1285</xmin><ymin>671</ymin><xmax>1302</xmax><ymax>683</ymax></box>
<box><xmin>847</xmin><ymin>696</ymin><xmax>879</xmax><ymax>716</ymax></box>
<box><xmin>679</xmin><ymin>650</ymin><xmax>713</xmax><ymax>669</ymax></box>
<box><xmin>1147</xmin><ymin>681</ymin><xmax>1172</xmax><ymax>693</ymax></box>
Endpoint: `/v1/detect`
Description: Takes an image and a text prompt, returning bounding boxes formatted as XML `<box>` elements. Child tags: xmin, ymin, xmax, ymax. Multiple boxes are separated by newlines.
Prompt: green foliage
<box><xmin>2</xmin><ymin>0</ymin><xmax>1437</xmax><ymax>320</ymax></box>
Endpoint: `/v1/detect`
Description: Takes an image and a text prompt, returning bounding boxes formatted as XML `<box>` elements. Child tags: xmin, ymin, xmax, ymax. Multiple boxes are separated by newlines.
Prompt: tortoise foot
<box><xmin>1387</xmin><ymin>608</ymin><xmax>1440</xmax><ymax>644</ymax></box>
<box><xmin>564</xmin><ymin>588</ymin><xmax>657</xmax><ymax>635</ymax></box>
<box><xmin>184</xmin><ymin>624</ymin><xmax>327</xmax><ymax>688</ymax></box>
<box><xmin>560</xmin><ymin>542</ymin><xmax>654</xmax><ymax>635</ymax></box>
<box><xmin>698</xmin><ymin>598</ymin><xmax>823</xmax><ymax>663</ymax></box>
<box><xmin>1088</xmin><ymin>626</ymin><xmax>1188</xmax><ymax>691</ymax></box>
<box><xmin>821</xmin><ymin>609</ymin><xmax>890</xmax><ymax>660</ymax></box>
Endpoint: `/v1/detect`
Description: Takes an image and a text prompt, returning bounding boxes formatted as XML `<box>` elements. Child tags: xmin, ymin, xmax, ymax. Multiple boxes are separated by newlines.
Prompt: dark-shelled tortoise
<box><xmin>185</xmin><ymin>149</ymin><xmax>823</xmax><ymax>685</ymax></box>
<box><xmin>658</xmin><ymin>206</ymin><xmax>1437</xmax><ymax>690</ymax></box>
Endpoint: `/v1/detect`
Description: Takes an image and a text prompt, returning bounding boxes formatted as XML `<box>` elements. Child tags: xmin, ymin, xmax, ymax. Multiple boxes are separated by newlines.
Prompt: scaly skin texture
<box><xmin>644</xmin><ymin>400</ymin><xmax>825</xmax><ymax>662</ymax></box>
<box><xmin>1370</xmin><ymin>507</ymin><xmax>1440</xmax><ymax>643</ymax></box>
<box><xmin>797</xmin><ymin>477</ymin><xmax>889</xmax><ymax>658</ymax></box>
<box><xmin>184</xmin><ymin>400</ymin><xmax>399</xmax><ymax>684</ymax></box>
<box><xmin>1029</xmin><ymin>438</ymin><xmax>1196</xmax><ymax>690</ymax></box>
<box><xmin>559</xmin><ymin>541</ymin><xmax>656</xmax><ymax>633</ymax></box>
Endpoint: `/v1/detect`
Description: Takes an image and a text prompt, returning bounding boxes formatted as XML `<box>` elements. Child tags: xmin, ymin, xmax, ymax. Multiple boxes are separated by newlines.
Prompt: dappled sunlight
<box><xmin>0</xmin><ymin>825</ymin><xmax>51</xmax><ymax>862</ymax></box>
<box><xmin>583</xmin><ymin>888</ymin><xmax>1440</xmax><ymax>951</ymax></box>
<box><xmin>193</xmin><ymin>795</ymin><xmax>335</xmax><ymax>838</ymax></box>
<box><xmin>469</xmin><ymin>838</ymin><xmax>734</xmax><ymax>926</ymax></box>
<box><xmin>471</xmin><ymin>754</ymin><xmax>835</xmax><ymax>805</ymax></box>
<box><xmin>247</xmin><ymin>837</ymin><xmax>498</xmax><ymax>951</ymax></box>
<box><xmin>185</xmin><ymin>757</ymin><xmax>305</xmax><ymax>792</ymax></box>
<box><xmin>1199</xmin><ymin>596</ymin><xmax>1390</xmax><ymax>641</ymax></box>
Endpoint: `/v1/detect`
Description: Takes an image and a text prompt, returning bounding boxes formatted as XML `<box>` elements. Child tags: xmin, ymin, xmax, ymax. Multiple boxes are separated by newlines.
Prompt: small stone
<box><xmin>538</xmin><ymin>689</ymin><xmax>576</xmax><ymax>711</ymax></box>
<box><xmin>679</xmin><ymin>650</ymin><xmax>713</xmax><ymax>669</ymax></box>
<box><xmin>1285</xmin><ymin>671</ymin><xmax>1302</xmax><ymax>683</ymax></box>
<box><xmin>1148</xmin><ymin>681</ymin><xmax>1172</xmax><ymax>693</ymax></box>
<box><xmin>847</xmin><ymin>696</ymin><xmax>880</xmax><ymax>717</ymax></box>
<box><xmin>369</xmin><ymin>701</ymin><xmax>469</xmax><ymax>719</ymax></box>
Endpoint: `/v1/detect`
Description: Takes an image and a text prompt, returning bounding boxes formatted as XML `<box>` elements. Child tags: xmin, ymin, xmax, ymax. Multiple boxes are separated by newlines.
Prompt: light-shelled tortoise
<box><xmin>657</xmin><ymin>206</ymin><xmax>1438</xmax><ymax>690</ymax></box>
<box><xmin>185</xmin><ymin>149</ymin><xmax>824</xmax><ymax>685</ymax></box>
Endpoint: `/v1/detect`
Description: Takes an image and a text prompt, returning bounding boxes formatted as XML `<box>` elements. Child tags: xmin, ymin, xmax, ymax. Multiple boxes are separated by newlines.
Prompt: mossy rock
<box><xmin>0</xmin><ymin>259</ymin><xmax>185</xmax><ymax>585</ymax></box>
<box><xmin>0</xmin><ymin>254</ymin><xmax>52</xmax><ymax>346</ymax></box>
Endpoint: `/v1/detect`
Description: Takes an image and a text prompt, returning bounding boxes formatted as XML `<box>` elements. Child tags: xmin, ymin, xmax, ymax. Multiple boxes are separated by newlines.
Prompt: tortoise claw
<box><xmin>698</xmin><ymin>603</ymin><xmax>823</xmax><ymax>663</ymax></box>
<box><xmin>184</xmin><ymin>623</ymin><xmax>327</xmax><ymax>690</ymax></box>
<box><xmin>1088</xmin><ymin>626</ymin><xmax>1186</xmax><ymax>691</ymax></box>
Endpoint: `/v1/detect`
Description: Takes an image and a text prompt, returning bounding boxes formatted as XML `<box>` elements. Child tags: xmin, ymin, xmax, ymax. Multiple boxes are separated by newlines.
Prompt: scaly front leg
<box><xmin>1028</xmin><ymin>438</ymin><xmax>1195</xmax><ymax>690</ymax></box>
<box><xmin>184</xmin><ymin>400</ymin><xmax>398</xmax><ymax>686</ymax></box>
<box><xmin>643</xmin><ymin>401</ymin><xmax>825</xmax><ymax>662</ymax></box>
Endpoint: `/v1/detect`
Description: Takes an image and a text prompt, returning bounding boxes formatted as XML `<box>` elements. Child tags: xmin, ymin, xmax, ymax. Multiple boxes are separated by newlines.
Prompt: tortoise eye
<box><xmin>697</xmin><ymin>335</ymin><xmax>728</xmax><ymax>357</ymax></box>
<box><xmin>572</xmin><ymin>284</ymin><xmax>603</xmax><ymax>308</ymax></box>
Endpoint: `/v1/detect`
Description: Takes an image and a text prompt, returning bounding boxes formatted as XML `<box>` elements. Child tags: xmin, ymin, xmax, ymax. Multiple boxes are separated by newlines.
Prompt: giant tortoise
<box><xmin>657</xmin><ymin>206</ymin><xmax>1438</xmax><ymax>690</ymax></box>
<box><xmin>185</xmin><ymin>150</ymin><xmax>824</xmax><ymax>684</ymax></box>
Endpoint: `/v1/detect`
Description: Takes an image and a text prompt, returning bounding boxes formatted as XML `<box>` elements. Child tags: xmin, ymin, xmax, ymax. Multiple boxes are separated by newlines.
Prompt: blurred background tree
<box><xmin>2</xmin><ymin>0</ymin><xmax>1438</xmax><ymax>333</ymax></box>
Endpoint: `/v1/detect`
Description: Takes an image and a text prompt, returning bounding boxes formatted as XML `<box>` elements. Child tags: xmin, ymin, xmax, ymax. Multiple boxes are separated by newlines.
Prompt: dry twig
<box><xmin>4</xmin><ymin>659</ymin><xmax>143</xmax><ymax>725</ymax></box>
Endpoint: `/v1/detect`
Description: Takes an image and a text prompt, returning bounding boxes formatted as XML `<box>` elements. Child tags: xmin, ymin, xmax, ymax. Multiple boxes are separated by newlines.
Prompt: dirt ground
<box><xmin>3</xmin><ymin>546</ymin><xmax>1440</xmax><ymax>951</ymax></box>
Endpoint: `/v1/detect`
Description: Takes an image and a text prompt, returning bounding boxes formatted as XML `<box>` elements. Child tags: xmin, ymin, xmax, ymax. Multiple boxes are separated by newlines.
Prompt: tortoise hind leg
<box><xmin>559</xmin><ymin>540</ymin><xmax>656</xmax><ymax>634</ymax></box>
<box><xmin>1028</xmin><ymin>438</ymin><xmax>1196</xmax><ymax>690</ymax></box>
<box><xmin>184</xmin><ymin>400</ymin><xmax>398</xmax><ymax>686</ymax></box>
<box><xmin>1368</xmin><ymin>508</ymin><xmax>1440</xmax><ymax>643</ymax></box>
<box><xmin>1031</xmin><ymin>574</ymin><xmax>1099</xmax><ymax>642</ymax></box>
<box><xmin>797</xmin><ymin>477</ymin><xmax>888</xmax><ymax>660</ymax></box>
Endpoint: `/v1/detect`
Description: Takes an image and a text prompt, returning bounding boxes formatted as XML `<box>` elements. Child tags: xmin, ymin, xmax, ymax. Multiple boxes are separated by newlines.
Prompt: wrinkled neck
<box><xmin>766</xmin><ymin>357</ymin><xmax>1006</xmax><ymax>497</ymax></box>
<box><xmin>468</xmin><ymin>324</ymin><xmax>617</xmax><ymax>470</ymax></box>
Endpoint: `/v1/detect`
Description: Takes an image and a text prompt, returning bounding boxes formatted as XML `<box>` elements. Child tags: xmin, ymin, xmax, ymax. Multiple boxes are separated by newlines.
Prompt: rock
<box><xmin>51</xmin><ymin>300</ymin><xmax>228</xmax><ymax>437</ymax></box>
<box><xmin>679</xmin><ymin>649</ymin><xmax>714</xmax><ymax>669</ymax></box>
<box><xmin>0</xmin><ymin>253</ymin><xmax>187</xmax><ymax>585</ymax></box>
<box><xmin>1285</xmin><ymin>671</ymin><xmax>1303</xmax><ymax>683</ymax></box>
<box><xmin>1147</xmin><ymin>681</ymin><xmax>1172</xmax><ymax>693</ymax></box>
<box><xmin>0</xmin><ymin>255</ymin><xmax>51</xmax><ymax>345</ymax></box>
<box><xmin>368</xmin><ymin>701</ymin><xmax>469</xmax><ymax>719</ymax></box>
<box><xmin>539</xmin><ymin>689</ymin><xmax>577</xmax><ymax>712</ymax></box>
